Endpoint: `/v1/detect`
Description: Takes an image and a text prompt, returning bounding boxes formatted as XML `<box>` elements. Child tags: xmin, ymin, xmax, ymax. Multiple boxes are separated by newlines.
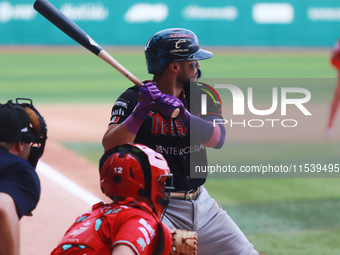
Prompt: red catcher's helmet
<box><xmin>99</xmin><ymin>143</ymin><xmax>173</xmax><ymax>219</ymax></box>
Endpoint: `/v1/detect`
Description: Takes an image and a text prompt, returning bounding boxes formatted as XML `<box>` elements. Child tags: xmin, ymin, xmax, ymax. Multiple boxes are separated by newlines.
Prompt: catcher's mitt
<box><xmin>169</xmin><ymin>229</ymin><xmax>198</xmax><ymax>255</ymax></box>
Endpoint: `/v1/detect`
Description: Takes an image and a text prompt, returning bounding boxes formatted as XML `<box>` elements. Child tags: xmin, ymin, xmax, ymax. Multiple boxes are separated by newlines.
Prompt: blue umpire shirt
<box><xmin>0</xmin><ymin>146</ymin><xmax>40</xmax><ymax>219</ymax></box>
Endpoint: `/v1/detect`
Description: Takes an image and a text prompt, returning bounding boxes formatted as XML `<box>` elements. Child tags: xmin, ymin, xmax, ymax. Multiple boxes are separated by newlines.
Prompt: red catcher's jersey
<box><xmin>51</xmin><ymin>198</ymin><xmax>171</xmax><ymax>255</ymax></box>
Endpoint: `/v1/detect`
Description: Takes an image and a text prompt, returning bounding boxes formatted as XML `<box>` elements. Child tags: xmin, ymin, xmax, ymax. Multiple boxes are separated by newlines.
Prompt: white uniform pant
<box><xmin>162</xmin><ymin>186</ymin><xmax>259</xmax><ymax>255</ymax></box>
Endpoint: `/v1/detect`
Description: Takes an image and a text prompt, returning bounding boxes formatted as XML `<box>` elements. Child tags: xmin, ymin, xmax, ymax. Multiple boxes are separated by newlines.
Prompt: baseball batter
<box><xmin>102</xmin><ymin>28</ymin><xmax>258</xmax><ymax>255</ymax></box>
<box><xmin>51</xmin><ymin>144</ymin><xmax>173</xmax><ymax>255</ymax></box>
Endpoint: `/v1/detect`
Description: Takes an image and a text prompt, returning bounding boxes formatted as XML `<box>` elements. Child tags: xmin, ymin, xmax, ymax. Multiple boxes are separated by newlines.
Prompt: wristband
<box><xmin>123</xmin><ymin>114</ymin><xmax>144</xmax><ymax>135</ymax></box>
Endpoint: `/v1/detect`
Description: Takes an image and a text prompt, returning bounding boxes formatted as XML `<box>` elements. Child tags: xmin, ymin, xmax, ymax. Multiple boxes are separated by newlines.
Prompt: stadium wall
<box><xmin>0</xmin><ymin>0</ymin><xmax>339</xmax><ymax>46</ymax></box>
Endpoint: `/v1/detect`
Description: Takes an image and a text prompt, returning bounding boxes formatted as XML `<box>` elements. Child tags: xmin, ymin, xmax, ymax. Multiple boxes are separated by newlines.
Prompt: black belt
<box><xmin>171</xmin><ymin>187</ymin><xmax>201</xmax><ymax>201</ymax></box>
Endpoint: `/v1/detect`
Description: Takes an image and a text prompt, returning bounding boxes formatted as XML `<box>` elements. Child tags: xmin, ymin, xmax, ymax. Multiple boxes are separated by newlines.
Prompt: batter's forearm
<box><xmin>102</xmin><ymin>123</ymin><xmax>136</xmax><ymax>152</ymax></box>
<box><xmin>189</xmin><ymin>115</ymin><xmax>226</xmax><ymax>149</ymax></box>
<box><xmin>163</xmin><ymin>94</ymin><xmax>225</xmax><ymax>148</ymax></box>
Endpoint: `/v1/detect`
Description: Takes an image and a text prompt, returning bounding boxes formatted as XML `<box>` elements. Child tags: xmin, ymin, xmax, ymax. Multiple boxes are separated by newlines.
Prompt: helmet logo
<box><xmin>175</xmin><ymin>39</ymin><xmax>186</xmax><ymax>49</ymax></box>
<box><xmin>170</xmin><ymin>39</ymin><xmax>189</xmax><ymax>53</ymax></box>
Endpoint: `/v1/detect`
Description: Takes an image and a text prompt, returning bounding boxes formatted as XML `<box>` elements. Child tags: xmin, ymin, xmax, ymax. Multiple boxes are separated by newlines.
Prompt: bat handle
<box><xmin>97</xmin><ymin>50</ymin><xmax>180</xmax><ymax>118</ymax></box>
<box><xmin>98</xmin><ymin>50</ymin><xmax>143</xmax><ymax>87</ymax></box>
<box><xmin>170</xmin><ymin>108</ymin><xmax>180</xmax><ymax>118</ymax></box>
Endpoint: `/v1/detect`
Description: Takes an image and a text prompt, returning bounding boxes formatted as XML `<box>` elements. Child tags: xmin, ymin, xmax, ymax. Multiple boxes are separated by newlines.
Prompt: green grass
<box><xmin>61</xmin><ymin>142</ymin><xmax>104</xmax><ymax>164</ymax></box>
<box><xmin>201</xmin><ymin>52</ymin><xmax>335</xmax><ymax>78</ymax></box>
<box><xmin>0</xmin><ymin>49</ymin><xmax>149</xmax><ymax>103</ymax></box>
<box><xmin>204</xmin><ymin>178</ymin><xmax>340</xmax><ymax>204</ymax></box>
<box><xmin>248</xmin><ymin>229</ymin><xmax>340</xmax><ymax>255</ymax></box>
<box><xmin>3</xmin><ymin>48</ymin><xmax>340</xmax><ymax>254</ymax></box>
<box><xmin>226</xmin><ymin>198</ymin><xmax>340</xmax><ymax>233</ymax></box>
<box><xmin>0</xmin><ymin>48</ymin><xmax>337</xmax><ymax>104</ymax></box>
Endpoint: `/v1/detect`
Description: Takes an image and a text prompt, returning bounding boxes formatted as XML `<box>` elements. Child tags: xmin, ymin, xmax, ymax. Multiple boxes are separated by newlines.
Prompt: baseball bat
<box><xmin>33</xmin><ymin>0</ymin><xmax>142</xmax><ymax>87</ymax></box>
<box><xmin>33</xmin><ymin>0</ymin><xmax>179</xmax><ymax>118</ymax></box>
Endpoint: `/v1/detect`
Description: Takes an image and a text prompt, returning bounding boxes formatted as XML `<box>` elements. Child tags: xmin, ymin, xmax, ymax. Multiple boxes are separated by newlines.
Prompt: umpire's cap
<box><xmin>145</xmin><ymin>28</ymin><xmax>213</xmax><ymax>74</ymax></box>
<box><xmin>0</xmin><ymin>98</ymin><xmax>46</xmax><ymax>144</ymax></box>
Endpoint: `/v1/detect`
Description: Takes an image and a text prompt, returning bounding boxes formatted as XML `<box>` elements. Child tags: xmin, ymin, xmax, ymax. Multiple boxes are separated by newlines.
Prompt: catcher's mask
<box><xmin>99</xmin><ymin>143</ymin><xmax>173</xmax><ymax>219</ymax></box>
<box><xmin>145</xmin><ymin>28</ymin><xmax>212</xmax><ymax>75</ymax></box>
<box><xmin>0</xmin><ymin>98</ymin><xmax>47</xmax><ymax>167</ymax></box>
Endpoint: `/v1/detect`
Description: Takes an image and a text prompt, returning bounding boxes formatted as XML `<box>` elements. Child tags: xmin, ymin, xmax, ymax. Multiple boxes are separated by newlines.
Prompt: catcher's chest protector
<box><xmin>51</xmin><ymin>203</ymin><xmax>116</xmax><ymax>254</ymax></box>
<box><xmin>51</xmin><ymin>201</ymin><xmax>171</xmax><ymax>255</ymax></box>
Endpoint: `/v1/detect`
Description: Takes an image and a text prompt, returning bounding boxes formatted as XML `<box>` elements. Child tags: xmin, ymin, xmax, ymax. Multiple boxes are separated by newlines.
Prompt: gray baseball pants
<box><xmin>162</xmin><ymin>186</ymin><xmax>259</xmax><ymax>255</ymax></box>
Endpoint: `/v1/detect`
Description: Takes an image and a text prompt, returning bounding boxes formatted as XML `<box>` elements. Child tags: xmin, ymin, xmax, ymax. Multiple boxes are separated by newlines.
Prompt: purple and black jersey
<box><xmin>109</xmin><ymin>82</ymin><xmax>223</xmax><ymax>192</ymax></box>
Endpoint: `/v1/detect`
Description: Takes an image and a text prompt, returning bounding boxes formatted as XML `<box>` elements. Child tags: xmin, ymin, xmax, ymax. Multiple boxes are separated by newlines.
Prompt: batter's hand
<box><xmin>156</xmin><ymin>95</ymin><xmax>190</xmax><ymax>124</ymax></box>
<box><xmin>155</xmin><ymin>95</ymin><xmax>181</xmax><ymax>118</ymax></box>
<box><xmin>133</xmin><ymin>82</ymin><xmax>162</xmax><ymax>120</ymax></box>
<box><xmin>169</xmin><ymin>229</ymin><xmax>198</xmax><ymax>255</ymax></box>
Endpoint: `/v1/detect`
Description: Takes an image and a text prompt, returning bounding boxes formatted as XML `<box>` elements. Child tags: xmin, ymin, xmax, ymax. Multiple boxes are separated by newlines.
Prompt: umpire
<box><xmin>0</xmin><ymin>98</ymin><xmax>47</xmax><ymax>255</ymax></box>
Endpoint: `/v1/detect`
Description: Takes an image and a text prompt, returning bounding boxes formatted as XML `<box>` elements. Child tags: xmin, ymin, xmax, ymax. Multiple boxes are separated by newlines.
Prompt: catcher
<box><xmin>50</xmin><ymin>143</ymin><xmax>197</xmax><ymax>255</ymax></box>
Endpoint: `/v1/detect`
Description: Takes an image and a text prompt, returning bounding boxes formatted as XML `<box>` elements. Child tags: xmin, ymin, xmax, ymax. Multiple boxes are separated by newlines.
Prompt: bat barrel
<box><xmin>34</xmin><ymin>0</ymin><xmax>103</xmax><ymax>55</ymax></box>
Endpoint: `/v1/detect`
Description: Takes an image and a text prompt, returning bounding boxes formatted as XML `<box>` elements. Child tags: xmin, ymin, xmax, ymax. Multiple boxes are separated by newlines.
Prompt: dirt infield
<box><xmin>19</xmin><ymin>103</ymin><xmax>339</xmax><ymax>255</ymax></box>
<box><xmin>20</xmin><ymin>104</ymin><xmax>112</xmax><ymax>255</ymax></box>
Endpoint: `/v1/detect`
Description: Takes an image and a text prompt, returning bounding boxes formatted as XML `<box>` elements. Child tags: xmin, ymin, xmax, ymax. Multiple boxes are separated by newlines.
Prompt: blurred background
<box><xmin>1</xmin><ymin>0</ymin><xmax>340</xmax><ymax>46</ymax></box>
<box><xmin>1</xmin><ymin>1</ymin><xmax>340</xmax><ymax>255</ymax></box>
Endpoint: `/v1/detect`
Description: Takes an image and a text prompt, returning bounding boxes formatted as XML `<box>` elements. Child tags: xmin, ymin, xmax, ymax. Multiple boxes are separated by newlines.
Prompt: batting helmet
<box><xmin>99</xmin><ymin>143</ymin><xmax>173</xmax><ymax>219</ymax></box>
<box><xmin>145</xmin><ymin>28</ymin><xmax>213</xmax><ymax>74</ymax></box>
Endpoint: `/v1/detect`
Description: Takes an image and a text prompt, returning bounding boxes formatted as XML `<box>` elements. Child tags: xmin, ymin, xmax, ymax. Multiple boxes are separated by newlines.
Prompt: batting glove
<box><xmin>132</xmin><ymin>82</ymin><xmax>162</xmax><ymax>120</ymax></box>
<box><xmin>156</xmin><ymin>95</ymin><xmax>190</xmax><ymax>125</ymax></box>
